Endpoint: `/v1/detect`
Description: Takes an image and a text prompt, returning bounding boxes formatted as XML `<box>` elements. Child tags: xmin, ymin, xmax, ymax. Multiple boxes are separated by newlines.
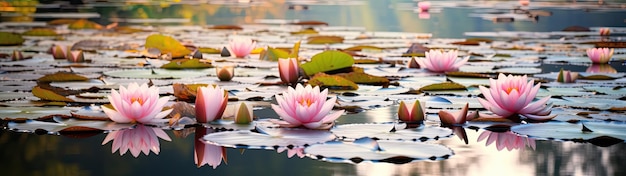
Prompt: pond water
<box><xmin>2</xmin><ymin>0</ymin><xmax>626</xmax><ymax>176</ymax></box>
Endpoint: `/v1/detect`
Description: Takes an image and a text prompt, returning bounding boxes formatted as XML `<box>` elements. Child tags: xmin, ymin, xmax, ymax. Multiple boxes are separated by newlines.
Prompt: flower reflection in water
<box><xmin>195</xmin><ymin>127</ymin><xmax>227</xmax><ymax>169</ymax></box>
<box><xmin>276</xmin><ymin>146</ymin><xmax>305</xmax><ymax>158</ymax></box>
<box><xmin>586</xmin><ymin>64</ymin><xmax>617</xmax><ymax>74</ymax></box>
<box><xmin>477</xmin><ymin>130</ymin><xmax>536</xmax><ymax>151</ymax></box>
<box><xmin>102</xmin><ymin>124</ymin><xmax>171</xmax><ymax>157</ymax></box>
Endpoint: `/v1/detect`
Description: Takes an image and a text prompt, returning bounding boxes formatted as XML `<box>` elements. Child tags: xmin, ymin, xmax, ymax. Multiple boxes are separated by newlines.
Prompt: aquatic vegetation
<box><xmin>270</xmin><ymin>84</ymin><xmax>344</xmax><ymax>130</ymax></box>
<box><xmin>228</xmin><ymin>37</ymin><xmax>256</xmax><ymax>58</ymax></box>
<box><xmin>586</xmin><ymin>48</ymin><xmax>614</xmax><ymax>64</ymax></box>
<box><xmin>216</xmin><ymin>66</ymin><xmax>235</xmax><ymax>81</ymax></box>
<box><xmin>478</xmin><ymin>74</ymin><xmax>555</xmax><ymax>121</ymax></box>
<box><xmin>102</xmin><ymin>83</ymin><xmax>172</xmax><ymax>124</ymax></box>
<box><xmin>417</xmin><ymin>50</ymin><xmax>469</xmax><ymax>73</ymax></box>
<box><xmin>66</xmin><ymin>50</ymin><xmax>85</xmax><ymax>63</ymax></box>
<box><xmin>51</xmin><ymin>44</ymin><xmax>69</xmax><ymax>60</ymax></box>
<box><xmin>278</xmin><ymin>58</ymin><xmax>299</xmax><ymax>85</ymax></box>
<box><xmin>438</xmin><ymin>103</ymin><xmax>474</xmax><ymax>125</ymax></box>
<box><xmin>556</xmin><ymin>69</ymin><xmax>578</xmax><ymax>83</ymax></box>
<box><xmin>397</xmin><ymin>100</ymin><xmax>425</xmax><ymax>123</ymax></box>
<box><xmin>102</xmin><ymin>124</ymin><xmax>172</xmax><ymax>157</ymax></box>
<box><xmin>234</xmin><ymin>102</ymin><xmax>253</xmax><ymax>124</ymax></box>
<box><xmin>195</xmin><ymin>85</ymin><xmax>228</xmax><ymax>123</ymax></box>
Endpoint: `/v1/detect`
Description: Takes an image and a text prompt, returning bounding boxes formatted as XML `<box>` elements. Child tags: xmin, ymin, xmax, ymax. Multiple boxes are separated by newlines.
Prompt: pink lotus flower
<box><xmin>102</xmin><ymin>83</ymin><xmax>172</xmax><ymax>124</ymax></box>
<box><xmin>195</xmin><ymin>85</ymin><xmax>228</xmax><ymax>123</ymax></box>
<box><xmin>67</xmin><ymin>50</ymin><xmax>85</xmax><ymax>63</ymax></box>
<box><xmin>271</xmin><ymin>84</ymin><xmax>344</xmax><ymax>130</ymax></box>
<box><xmin>439</xmin><ymin>103</ymin><xmax>477</xmax><ymax>125</ymax></box>
<box><xmin>278</xmin><ymin>58</ymin><xmax>300</xmax><ymax>85</ymax></box>
<box><xmin>586</xmin><ymin>64</ymin><xmax>617</xmax><ymax>73</ymax></box>
<box><xmin>228</xmin><ymin>37</ymin><xmax>256</xmax><ymax>58</ymax></box>
<box><xmin>519</xmin><ymin>0</ymin><xmax>530</xmax><ymax>6</ymax></box>
<box><xmin>234</xmin><ymin>102</ymin><xmax>253</xmax><ymax>124</ymax></box>
<box><xmin>101</xmin><ymin>124</ymin><xmax>172</xmax><ymax>157</ymax></box>
<box><xmin>276</xmin><ymin>146</ymin><xmax>305</xmax><ymax>158</ymax></box>
<box><xmin>51</xmin><ymin>44</ymin><xmax>69</xmax><ymax>60</ymax></box>
<box><xmin>417</xmin><ymin>1</ymin><xmax>430</xmax><ymax>12</ymax></box>
<box><xmin>586</xmin><ymin>48</ymin><xmax>613</xmax><ymax>64</ymax></box>
<box><xmin>195</xmin><ymin>127</ymin><xmax>227</xmax><ymax>169</ymax></box>
<box><xmin>478</xmin><ymin>73</ymin><xmax>555</xmax><ymax>121</ymax></box>
<box><xmin>599</xmin><ymin>28</ymin><xmax>611</xmax><ymax>36</ymax></box>
<box><xmin>216</xmin><ymin>66</ymin><xmax>234</xmax><ymax>81</ymax></box>
<box><xmin>397</xmin><ymin>100</ymin><xmax>425</xmax><ymax>122</ymax></box>
<box><xmin>417</xmin><ymin>50</ymin><xmax>469</xmax><ymax>73</ymax></box>
<box><xmin>556</xmin><ymin>69</ymin><xmax>578</xmax><ymax>83</ymax></box>
<box><xmin>477</xmin><ymin>130</ymin><xmax>535</xmax><ymax>151</ymax></box>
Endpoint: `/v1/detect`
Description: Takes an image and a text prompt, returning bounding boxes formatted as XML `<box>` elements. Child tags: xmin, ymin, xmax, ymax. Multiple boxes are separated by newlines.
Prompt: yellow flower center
<box><xmin>505</xmin><ymin>87</ymin><xmax>518</xmax><ymax>94</ymax></box>
<box><xmin>299</xmin><ymin>98</ymin><xmax>313</xmax><ymax>107</ymax></box>
<box><xmin>131</xmin><ymin>97</ymin><xmax>144</xmax><ymax>105</ymax></box>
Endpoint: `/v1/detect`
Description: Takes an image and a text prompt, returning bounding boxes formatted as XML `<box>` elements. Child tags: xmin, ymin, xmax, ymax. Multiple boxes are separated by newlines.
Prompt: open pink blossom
<box><xmin>556</xmin><ymin>69</ymin><xmax>578</xmax><ymax>83</ymax></box>
<box><xmin>478</xmin><ymin>130</ymin><xmax>536</xmax><ymax>151</ymax></box>
<box><xmin>102</xmin><ymin>83</ymin><xmax>172</xmax><ymax>124</ymax></box>
<box><xmin>439</xmin><ymin>103</ymin><xmax>477</xmax><ymax>125</ymax></box>
<box><xmin>417</xmin><ymin>1</ymin><xmax>430</xmax><ymax>12</ymax></box>
<box><xmin>195</xmin><ymin>85</ymin><xmax>228</xmax><ymax>123</ymax></box>
<box><xmin>417</xmin><ymin>49</ymin><xmax>469</xmax><ymax>72</ymax></box>
<box><xmin>195</xmin><ymin>127</ymin><xmax>227</xmax><ymax>169</ymax></box>
<box><xmin>397</xmin><ymin>100</ymin><xmax>425</xmax><ymax>122</ymax></box>
<box><xmin>478</xmin><ymin>73</ymin><xmax>555</xmax><ymax>121</ymax></box>
<box><xmin>228</xmin><ymin>37</ymin><xmax>256</xmax><ymax>58</ymax></box>
<box><xmin>278</xmin><ymin>58</ymin><xmax>300</xmax><ymax>85</ymax></box>
<box><xmin>586</xmin><ymin>48</ymin><xmax>613</xmax><ymax>64</ymax></box>
<box><xmin>271</xmin><ymin>84</ymin><xmax>344</xmax><ymax>130</ymax></box>
<box><xmin>101</xmin><ymin>124</ymin><xmax>172</xmax><ymax>157</ymax></box>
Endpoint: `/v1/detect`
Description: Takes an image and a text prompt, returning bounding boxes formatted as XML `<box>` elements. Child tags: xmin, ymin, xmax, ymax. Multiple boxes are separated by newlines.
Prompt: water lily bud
<box><xmin>398</xmin><ymin>100</ymin><xmax>425</xmax><ymax>124</ymax></box>
<box><xmin>599</xmin><ymin>28</ymin><xmax>610</xmax><ymax>36</ymax></box>
<box><xmin>278</xmin><ymin>58</ymin><xmax>300</xmax><ymax>85</ymax></box>
<box><xmin>408</xmin><ymin>57</ymin><xmax>420</xmax><ymax>68</ymax></box>
<box><xmin>216</xmin><ymin>66</ymin><xmax>235</xmax><ymax>81</ymax></box>
<box><xmin>195</xmin><ymin>85</ymin><xmax>228</xmax><ymax>123</ymax></box>
<box><xmin>52</xmin><ymin>44</ymin><xmax>69</xmax><ymax>59</ymax></box>
<box><xmin>11</xmin><ymin>50</ymin><xmax>23</xmax><ymax>61</ymax></box>
<box><xmin>556</xmin><ymin>69</ymin><xmax>578</xmax><ymax>83</ymax></box>
<box><xmin>66</xmin><ymin>50</ymin><xmax>85</xmax><ymax>63</ymax></box>
<box><xmin>234</xmin><ymin>102</ymin><xmax>253</xmax><ymax>124</ymax></box>
<box><xmin>417</xmin><ymin>1</ymin><xmax>430</xmax><ymax>12</ymax></box>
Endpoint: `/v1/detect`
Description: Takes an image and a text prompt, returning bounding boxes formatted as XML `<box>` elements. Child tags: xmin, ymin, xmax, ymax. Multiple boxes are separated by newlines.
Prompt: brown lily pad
<box><xmin>32</xmin><ymin>86</ymin><xmax>74</xmax><ymax>102</ymax></box>
<box><xmin>207</xmin><ymin>25</ymin><xmax>243</xmax><ymax>30</ymax></box>
<box><xmin>172</xmin><ymin>83</ymin><xmax>209</xmax><ymax>101</ymax></box>
<box><xmin>289</xmin><ymin>20</ymin><xmax>328</xmax><ymax>26</ymax></box>
<box><xmin>68</xmin><ymin>19</ymin><xmax>103</xmax><ymax>30</ymax></box>
<box><xmin>37</xmin><ymin>72</ymin><xmax>89</xmax><ymax>83</ymax></box>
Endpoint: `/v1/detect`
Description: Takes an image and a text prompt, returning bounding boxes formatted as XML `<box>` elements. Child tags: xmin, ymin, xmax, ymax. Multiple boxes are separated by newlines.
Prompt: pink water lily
<box><xmin>439</xmin><ymin>103</ymin><xmax>476</xmax><ymax>125</ymax></box>
<box><xmin>270</xmin><ymin>84</ymin><xmax>344</xmax><ymax>130</ymax></box>
<box><xmin>599</xmin><ymin>28</ymin><xmax>610</xmax><ymax>36</ymax></box>
<box><xmin>67</xmin><ymin>50</ymin><xmax>85</xmax><ymax>63</ymax></box>
<box><xmin>216</xmin><ymin>66</ymin><xmax>234</xmax><ymax>81</ymax></box>
<box><xmin>101</xmin><ymin>124</ymin><xmax>172</xmax><ymax>157</ymax></box>
<box><xmin>417</xmin><ymin>1</ymin><xmax>430</xmax><ymax>12</ymax></box>
<box><xmin>195</xmin><ymin>85</ymin><xmax>228</xmax><ymax>123</ymax></box>
<box><xmin>556</xmin><ymin>69</ymin><xmax>578</xmax><ymax>83</ymax></box>
<box><xmin>102</xmin><ymin>83</ymin><xmax>172</xmax><ymax>124</ymax></box>
<box><xmin>478</xmin><ymin>130</ymin><xmax>536</xmax><ymax>151</ymax></box>
<box><xmin>228</xmin><ymin>37</ymin><xmax>256</xmax><ymax>58</ymax></box>
<box><xmin>397</xmin><ymin>100</ymin><xmax>425</xmax><ymax>122</ymax></box>
<box><xmin>478</xmin><ymin>73</ymin><xmax>555</xmax><ymax>121</ymax></box>
<box><xmin>51</xmin><ymin>44</ymin><xmax>69</xmax><ymax>60</ymax></box>
<box><xmin>278</xmin><ymin>58</ymin><xmax>300</xmax><ymax>85</ymax></box>
<box><xmin>417</xmin><ymin>49</ymin><xmax>469</xmax><ymax>72</ymax></box>
<box><xmin>586</xmin><ymin>48</ymin><xmax>613</xmax><ymax>64</ymax></box>
<box><xmin>195</xmin><ymin>127</ymin><xmax>227</xmax><ymax>169</ymax></box>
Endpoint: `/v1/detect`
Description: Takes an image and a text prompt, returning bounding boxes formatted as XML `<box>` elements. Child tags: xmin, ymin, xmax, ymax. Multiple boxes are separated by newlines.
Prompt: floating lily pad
<box><xmin>103</xmin><ymin>69</ymin><xmax>208</xmax><ymax>79</ymax></box>
<box><xmin>160</xmin><ymin>58</ymin><xmax>213</xmax><ymax>69</ymax></box>
<box><xmin>8</xmin><ymin>116</ymin><xmax>134</xmax><ymax>133</ymax></box>
<box><xmin>512</xmin><ymin>122</ymin><xmax>626</xmax><ymax>144</ymax></box>
<box><xmin>331</xmin><ymin>123</ymin><xmax>453</xmax><ymax>141</ymax></box>
<box><xmin>202</xmin><ymin>120</ymin><xmax>260</xmax><ymax>131</ymax></box>
<box><xmin>144</xmin><ymin>34</ymin><xmax>191</xmax><ymax>58</ymax></box>
<box><xmin>305</xmin><ymin>138</ymin><xmax>454</xmax><ymax>164</ymax></box>
<box><xmin>32</xmin><ymin>86</ymin><xmax>74</xmax><ymax>102</ymax></box>
<box><xmin>337</xmin><ymin>72</ymin><xmax>389</xmax><ymax>86</ymax></box>
<box><xmin>22</xmin><ymin>28</ymin><xmax>58</xmax><ymax>36</ymax></box>
<box><xmin>301</xmin><ymin>50</ymin><xmax>354</xmax><ymax>76</ymax></box>
<box><xmin>419</xmin><ymin>82</ymin><xmax>466</xmax><ymax>92</ymax></box>
<box><xmin>308</xmin><ymin>73</ymin><xmax>359</xmax><ymax>90</ymax></box>
<box><xmin>0</xmin><ymin>32</ymin><xmax>25</xmax><ymax>46</ymax></box>
<box><xmin>37</xmin><ymin>72</ymin><xmax>89</xmax><ymax>82</ymax></box>
<box><xmin>68</xmin><ymin>19</ymin><xmax>103</xmax><ymax>30</ymax></box>
<box><xmin>202</xmin><ymin>126</ymin><xmax>336</xmax><ymax>149</ymax></box>
<box><xmin>307</xmin><ymin>36</ymin><xmax>344</xmax><ymax>44</ymax></box>
<box><xmin>0</xmin><ymin>107</ymin><xmax>72</xmax><ymax>120</ymax></box>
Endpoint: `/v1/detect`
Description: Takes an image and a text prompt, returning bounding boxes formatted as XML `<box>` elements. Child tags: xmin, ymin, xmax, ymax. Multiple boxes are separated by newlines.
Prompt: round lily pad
<box><xmin>331</xmin><ymin>123</ymin><xmax>453</xmax><ymax>141</ymax></box>
<box><xmin>0</xmin><ymin>107</ymin><xmax>72</xmax><ymax>120</ymax></box>
<box><xmin>511</xmin><ymin>122</ymin><xmax>626</xmax><ymax>142</ymax></box>
<box><xmin>305</xmin><ymin>138</ymin><xmax>454</xmax><ymax>164</ymax></box>
<box><xmin>8</xmin><ymin>116</ymin><xmax>134</xmax><ymax>134</ymax></box>
<box><xmin>202</xmin><ymin>126</ymin><xmax>336</xmax><ymax>149</ymax></box>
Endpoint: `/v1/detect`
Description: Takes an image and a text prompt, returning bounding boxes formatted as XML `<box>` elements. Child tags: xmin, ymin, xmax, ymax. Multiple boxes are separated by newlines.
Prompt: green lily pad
<box><xmin>37</xmin><ymin>72</ymin><xmax>89</xmax><ymax>82</ymax></box>
<box><xmin>307</xmin><ymin>36</ymin><xmax>344</xmax><ymax>44</ymax></box>
<box><xmin>0</xmin><ymin>32</ymin><xmax>25</xmax><ymax>46</ymax></box>
<box><xmin>160</xmin><ymin>58</ymin><xmax>213</xmax><ymax>69</ymax></box>
<box><xmin>308</xmin><ymin>73</ymin><xmax>359</xmax><ymax>90</ymax></box>
<box><xmin>301</xmin><ymin>50</ymin><xmax>354</xmax><ymax>76</ymax></box>
<box><xmin>198</xmin><ymin>47</ymin><xmax>222</xmax><ymax>54</ymax></box>
<box><xmin>32</xmin><ymin>86</ymin><xmax>74</xmax><ymax>102</ymax></box>
<box><xmin>144</xmin><ymin>34</ymin><xmax>191</xmax><ymax>58</ymax></box>
<box><xmin>419</xmin><ymin>82</ymin><xmax>466</xmax><ymax>92</ymax></box>
<box><xmin>343</xmin><ymin>45</ymin><xmax>384</xmax><ymax>52</ymax></box>
<box><xmin>290</xmin><ymin>29</ymin><xmax>319</xmax><ymax>35</ymax></box>
<box><xmin>337</xmin><ymin>72</ymin><xmax>389</xmax><ymax>86</ymax></box>
<box><xmin>22</xmin><ymin>28</ymin><xmax>58</xmax><ymax>36</ymax></box>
